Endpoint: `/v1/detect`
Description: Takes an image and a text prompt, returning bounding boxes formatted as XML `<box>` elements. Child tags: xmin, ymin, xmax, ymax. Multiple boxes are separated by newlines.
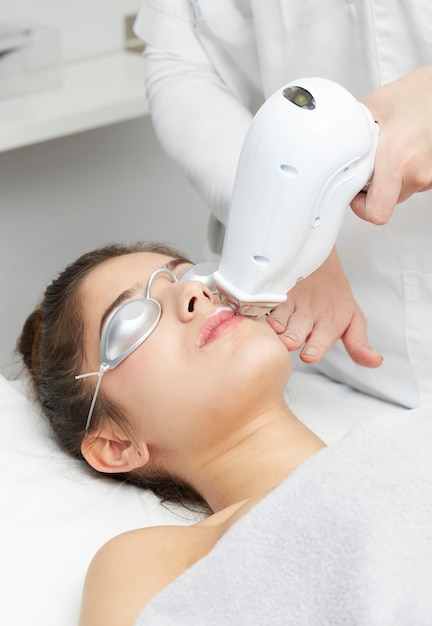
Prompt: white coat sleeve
<box><xmin>143</xmin><ymin>45</ymin><xmax>253</xmax><ymax>225</ymax></box>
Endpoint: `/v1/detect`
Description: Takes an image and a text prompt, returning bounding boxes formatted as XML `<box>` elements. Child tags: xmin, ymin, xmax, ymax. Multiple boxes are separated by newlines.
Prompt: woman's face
<box><xmin>79</xmin><ymin>252</ymin><xmax>292</xmax><ymax>455</ymax></box>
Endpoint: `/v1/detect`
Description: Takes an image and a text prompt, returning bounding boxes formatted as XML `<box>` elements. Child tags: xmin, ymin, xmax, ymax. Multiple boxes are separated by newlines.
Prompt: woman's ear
<box><xmin>81</xmin><ymin>422</ymin><xmax>149</xmax><ymax>474</ymax></box>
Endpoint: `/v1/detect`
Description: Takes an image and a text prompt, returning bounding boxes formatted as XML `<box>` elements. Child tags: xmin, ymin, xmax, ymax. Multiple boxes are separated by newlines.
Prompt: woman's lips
<box><xmin>197</xmin><ymin>307</ymin><xmax>245</xmax><ymax>348</ymax></box>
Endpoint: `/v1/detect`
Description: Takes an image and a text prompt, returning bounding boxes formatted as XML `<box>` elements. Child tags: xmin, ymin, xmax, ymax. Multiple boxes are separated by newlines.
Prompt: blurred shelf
<box><xmin>0</xmin><ymin>51</ymin><xmax>149</xmax><ymax>153</ymax></box>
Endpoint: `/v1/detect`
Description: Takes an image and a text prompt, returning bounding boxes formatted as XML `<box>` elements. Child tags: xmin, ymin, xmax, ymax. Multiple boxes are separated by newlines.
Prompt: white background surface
<box><xmin>0</xmin><ymin>0</ymin><xmax>143</xmax><ymax>61</ymax></box>
<box><xmin>0</xmin><ymin>52</ymin><xmax>149</xmax><ymax>152</ymax></box>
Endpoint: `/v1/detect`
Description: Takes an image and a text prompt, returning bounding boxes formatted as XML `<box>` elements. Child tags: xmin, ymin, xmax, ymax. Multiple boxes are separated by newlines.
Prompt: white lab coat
<box><xmin>135</xmin><ymin>0</ymin><xmax>432</xmax><ymax>408</ymax></box>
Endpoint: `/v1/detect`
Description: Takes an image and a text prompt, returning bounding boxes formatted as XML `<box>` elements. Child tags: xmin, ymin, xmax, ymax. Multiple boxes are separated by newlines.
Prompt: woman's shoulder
<box><xmin>79</xmin><ymin>522</ymin><xmax>218</xmax><ymax>626</ymax></box>
<box><xmin>79</xmin><ymin>497</ymin><xmax>266</xmax><ymax>625</ymax></box>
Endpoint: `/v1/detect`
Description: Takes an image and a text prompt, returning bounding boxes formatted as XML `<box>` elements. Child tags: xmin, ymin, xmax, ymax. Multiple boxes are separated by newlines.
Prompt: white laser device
<box><xmin>212</xmin><ymin>77</ymin><xmax>379</xmax><ymax>317</ymax></box>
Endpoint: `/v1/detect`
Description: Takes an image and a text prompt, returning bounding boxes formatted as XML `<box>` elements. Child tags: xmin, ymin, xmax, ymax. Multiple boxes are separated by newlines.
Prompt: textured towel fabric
<box><xmin>134</xmin><ymin>408</ymin><xmax>432</xmax><ymax>625</ymax></box>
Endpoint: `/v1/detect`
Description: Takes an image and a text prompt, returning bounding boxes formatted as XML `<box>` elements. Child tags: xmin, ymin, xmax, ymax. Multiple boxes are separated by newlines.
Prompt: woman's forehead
<box><xmin>92</xmin><ymin>251</ymin><xmax>177</xmax><ymax>278</ymax></box>
<box><xmin>80</xmin><ymin>252</ymin><xmax>175</xmax><ymax>301</ymax></box>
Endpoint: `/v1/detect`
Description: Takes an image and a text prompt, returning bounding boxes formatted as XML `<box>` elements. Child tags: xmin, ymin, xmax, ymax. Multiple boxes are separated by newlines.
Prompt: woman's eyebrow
<box><xmin>167</xmin><ymin>257</ymin><xmax>191</xmax><ymax>271</ymax></box>
<box><xmin>99</xmin><ymin>285</ymin><xmax>140</xmax><ymax>334</ymax></box>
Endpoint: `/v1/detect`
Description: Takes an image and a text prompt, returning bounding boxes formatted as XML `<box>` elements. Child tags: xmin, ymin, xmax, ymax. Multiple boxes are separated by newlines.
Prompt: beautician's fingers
<box><xmin>267</xmin><ymin>247</ymin><xmax>383</xmax><ymax>368</ymax></box>
<box><xmin>266</xmin><ymin>247</ymin><xmax>350</xmax><ymax>347</ymax></box>
<box><xmin>339</xmin><ymin>312</ymin><xmax>384</xmax><ymax>367</ymax></box>
<box><xmin>350</xmin><ymin>165</ymin><xmax>402</xmax><ymax>226</ymax></box>
<box><xmin>299</xmin><ymin>312</ymin><xmax>383</xmax><ymax>368</ymax></box>
<box><xmin>351</xmin><ymin>142</ymin><xmax>432</xmax><ymax>224</ymax></box>
<box><xmin>266</xmin><ymin>298</ymin><xmax>296</xmax><ymax>339</ymax></box>
<box><xmin>351</xmin><ymin>65</ymin><xmax>432</xmax><ymax>225</ymax></box>
<box><xmin>270</xmin><ymin>304</ymin><xmax>382</xmax><ymax>368</ymax></box>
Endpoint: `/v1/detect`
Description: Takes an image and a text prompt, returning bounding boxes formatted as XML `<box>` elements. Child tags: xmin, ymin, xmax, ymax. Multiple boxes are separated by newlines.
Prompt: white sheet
<box><xmin>136</xmin><ymin>406</ymin><xmax>432</xmax><ymax>625</ymax></box>
<box><xmin>0</xmin><ymin>369</ymin><xmax>404</xmax><ymax>626</ymax></box>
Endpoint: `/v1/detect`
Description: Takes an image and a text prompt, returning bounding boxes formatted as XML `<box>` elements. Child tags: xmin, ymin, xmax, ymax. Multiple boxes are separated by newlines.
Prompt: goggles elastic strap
<box><xmin>75</xmin><ymin>362</ymin><xmax>110</xmax><ymax>433</ymax></box>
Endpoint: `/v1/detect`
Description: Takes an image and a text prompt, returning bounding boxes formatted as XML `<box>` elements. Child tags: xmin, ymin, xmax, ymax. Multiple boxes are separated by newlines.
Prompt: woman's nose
<box><xmin>175</xmin><ymin>280</ymin><xmax>216</xmax><ymax>322</ymax></box>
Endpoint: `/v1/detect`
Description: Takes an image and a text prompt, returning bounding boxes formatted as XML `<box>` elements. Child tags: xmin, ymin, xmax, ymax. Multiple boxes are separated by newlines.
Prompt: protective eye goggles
<box><xmin>76</xmin><ymin>262</ymin><xmax>217</xmax><ymax>434</ymax></box>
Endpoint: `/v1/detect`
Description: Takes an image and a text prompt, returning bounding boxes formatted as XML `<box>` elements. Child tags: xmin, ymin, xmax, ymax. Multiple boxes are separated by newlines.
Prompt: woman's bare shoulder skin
<box><xmin>79</xmin><ymin>520</ymin><xmax>224</xmax><ymax>626</ymax></box>
<box><xmin>79</xmin><ymin>494</ymin><xmax>269</xmax><ymax>626</ymax></box>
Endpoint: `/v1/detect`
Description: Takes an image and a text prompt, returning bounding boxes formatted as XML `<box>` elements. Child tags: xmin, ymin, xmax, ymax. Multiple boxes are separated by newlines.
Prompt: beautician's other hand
<box><xmin>267</xmin><ymin>248</ymin><xmax>383</xmax><ymax>367</ymax></box>
<box><xmin>351</xmin><ymin>65</ymin><xmax>432</xmax><ymax>225</ymax></box>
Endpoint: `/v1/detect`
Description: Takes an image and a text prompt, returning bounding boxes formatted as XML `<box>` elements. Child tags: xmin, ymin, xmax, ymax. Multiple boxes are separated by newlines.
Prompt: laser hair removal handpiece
<box><xmin>212</xmin><ymin>77</ymin><xmax>379</xmax><ymax>317</ymax></box>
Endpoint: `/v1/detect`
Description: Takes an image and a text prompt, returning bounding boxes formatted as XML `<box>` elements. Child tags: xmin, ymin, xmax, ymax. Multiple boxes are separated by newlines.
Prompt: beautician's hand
<box><xmin>351</xmin><ymin>65</ymin><xmax>432</xmax><ymax>225</ymax></box>
<box><xmin>267</xmin><ymin>248</ymin><xmax>383</xmax><ymax>367</ymax></box>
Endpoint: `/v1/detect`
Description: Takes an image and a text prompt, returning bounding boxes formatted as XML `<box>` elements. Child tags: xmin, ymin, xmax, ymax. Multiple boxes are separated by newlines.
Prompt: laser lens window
<box><xmin>283</xmin><ymin>86</ymin><xmax>316</xmax><ymax>110</ymax></box>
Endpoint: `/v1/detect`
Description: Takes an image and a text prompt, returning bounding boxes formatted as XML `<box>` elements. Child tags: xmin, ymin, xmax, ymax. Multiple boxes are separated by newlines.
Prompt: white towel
<box><xmin>134</xmin><ymin>407</ymin><xmax>432</xmax><ymax>625</ymax></box>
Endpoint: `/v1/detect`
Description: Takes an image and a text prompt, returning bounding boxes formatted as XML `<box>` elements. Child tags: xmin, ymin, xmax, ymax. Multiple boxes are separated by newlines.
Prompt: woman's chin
<box><xmin>233</xmin><ymin>329</ymin><xmax>292</xmax><ymax>386</ymax></box>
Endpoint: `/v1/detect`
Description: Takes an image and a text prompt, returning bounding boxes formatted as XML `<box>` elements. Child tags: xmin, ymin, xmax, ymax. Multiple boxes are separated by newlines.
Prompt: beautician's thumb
<box><xmin>350</xmin><ymin>175</ymin><xmax>400</xmax><ymax>226</ymax></box>
<box><xmin>342</xmin><ymin>331</ymin><xmax>384</xmax><ymax>369</ymax></box>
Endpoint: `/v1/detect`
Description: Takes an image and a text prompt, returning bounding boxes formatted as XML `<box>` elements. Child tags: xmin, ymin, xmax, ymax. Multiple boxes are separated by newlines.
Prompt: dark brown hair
<box><xmin>17</xmin><ymin>242</ymin><xmax>207</xmax><ymax>509</ymax></box>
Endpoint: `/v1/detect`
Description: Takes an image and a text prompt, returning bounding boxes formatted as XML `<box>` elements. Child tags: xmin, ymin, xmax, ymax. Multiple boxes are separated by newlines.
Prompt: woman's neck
<box><xmin>189</xmin><ymin>405</ymin><xmax>326</xmax><ymax>514</ymax></box>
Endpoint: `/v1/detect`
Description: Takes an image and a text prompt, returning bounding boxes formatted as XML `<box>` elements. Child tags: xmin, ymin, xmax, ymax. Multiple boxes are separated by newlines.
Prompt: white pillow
<box><xmin>0</xmin><ymin>375</ymin><xmax>199</xmax><ymax>626</ymax></box>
